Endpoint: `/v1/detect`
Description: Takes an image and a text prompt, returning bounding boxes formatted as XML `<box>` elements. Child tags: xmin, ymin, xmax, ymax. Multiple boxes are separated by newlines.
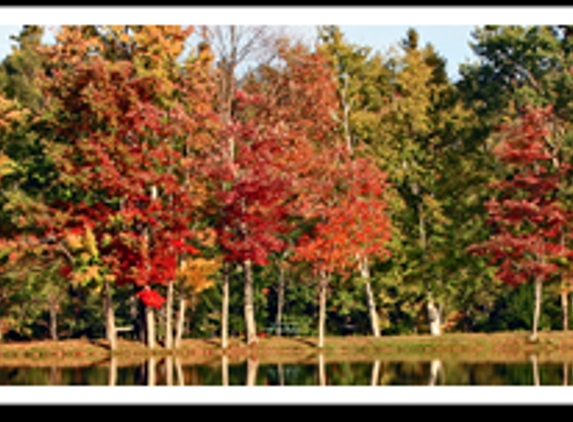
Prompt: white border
<box><xmin>0</xmin><ymin>7</ymin><xmax>570</xmax><ymax>26</ymax></box>
<box><xmin>1</xmin><ymin>4</ymin><xmax>572</xmax><ymax>405</ymax></box>
<box><xmin>1</xmin><ymin>386</ymin><xmax>572</xmax><ymax>404</ymax></box>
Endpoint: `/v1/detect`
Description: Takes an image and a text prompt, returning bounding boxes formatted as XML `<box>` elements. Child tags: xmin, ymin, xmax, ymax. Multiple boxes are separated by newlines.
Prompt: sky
<box><xmin>0</xmin><ymin>23</ymin><xmax>476</xmax><ymax>81</ymax></box>
<box><xmin>0</xmin><ymin>6</ymin><xmax>569</xmax><ymax>80</ymax></box>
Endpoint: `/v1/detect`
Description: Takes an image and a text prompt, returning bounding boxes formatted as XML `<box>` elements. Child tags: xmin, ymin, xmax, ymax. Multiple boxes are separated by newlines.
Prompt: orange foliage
<box><xmin>177</xmin><ymin>257</ymin><xmax>220</xmax><ymax>293</ymax></box>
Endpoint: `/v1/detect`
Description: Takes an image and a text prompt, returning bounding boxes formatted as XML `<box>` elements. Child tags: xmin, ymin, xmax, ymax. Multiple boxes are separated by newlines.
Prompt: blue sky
<box><xmin>0</xmin><ymin>7</ymin><xmax>566</xmax><ymax>83</ymax></box>
<box><xmin>0</xmin><ymin>23</ymin><xmax>477</xmax><ymax>82</ymax></box>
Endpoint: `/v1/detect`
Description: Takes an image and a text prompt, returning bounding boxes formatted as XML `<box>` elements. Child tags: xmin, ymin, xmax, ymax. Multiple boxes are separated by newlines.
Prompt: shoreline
<box><xmin>1</xmin><ymin>331</ymin><xmax>573</xmax><ymax>367</ymax></box>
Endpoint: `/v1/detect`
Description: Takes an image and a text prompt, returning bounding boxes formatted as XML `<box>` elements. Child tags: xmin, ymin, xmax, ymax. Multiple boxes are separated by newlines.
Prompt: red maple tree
<box><xmin>469</xmin><ymin>105</ymin><xmax>571</xmax><ymax>340</ymax></box>
<box><xmin>36</xmin><ymin>25</ymin><xmax>212</xmax><ymax>347</ymax></box>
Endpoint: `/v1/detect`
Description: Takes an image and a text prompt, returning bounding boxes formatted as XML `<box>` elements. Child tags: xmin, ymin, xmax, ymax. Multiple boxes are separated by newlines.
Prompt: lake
<box><xmin>1</xmin><ymin>355</ymin><xmax>571</xmax><ymax>386</ymax></box>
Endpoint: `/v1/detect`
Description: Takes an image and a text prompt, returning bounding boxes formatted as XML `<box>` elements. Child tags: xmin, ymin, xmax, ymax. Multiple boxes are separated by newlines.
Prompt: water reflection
<box><xmin>222</xmin><ymin>354</ymin><xmax>229</xmax><ymax>386</ymax></box>
<box><xmin>109</xmin><ymin>356</ymin><xmax>117</xmax><ymax>386</ymax></box>
<box><xmin>318</xmin><ymin>353</ymin><xmax>326</xmax><ymax>386</ymax></box>
<box><xmin>2</xmin><ymin>356</ymin><xmax>573</xmax><ymax>386</ymax></box>
<box><xmin>371</xmin><ymin>360</ymin><xmax>380</xmax><ymax>386</ymax></box>
<box><xmin>428</xmin><ymin>359</ymin><xmax>443</xmax><ymax>386</ymax></box>
<box><xmin>246</xmin><ymin>357</ymin><xmax>259</xmax><ymax>386</ymax></box>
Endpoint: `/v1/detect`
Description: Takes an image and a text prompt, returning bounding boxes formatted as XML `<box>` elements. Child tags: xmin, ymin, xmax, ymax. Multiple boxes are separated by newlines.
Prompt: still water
<box><xmin>1</xmin><ymin>355</ymin><xmax>572</xmax><ymax>386</ymax></box>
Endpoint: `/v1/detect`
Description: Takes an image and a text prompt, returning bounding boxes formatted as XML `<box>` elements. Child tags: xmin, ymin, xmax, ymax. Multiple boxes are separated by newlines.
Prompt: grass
<box><xmin>1</xmin><ymin>330</ymin><xmax>573</xmax><ymax>367</ymax></box>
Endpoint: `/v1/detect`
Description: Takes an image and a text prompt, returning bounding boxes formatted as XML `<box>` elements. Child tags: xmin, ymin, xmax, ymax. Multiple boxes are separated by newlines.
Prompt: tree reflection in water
<box><xmin>428</xmin><ymin>359</ymin><xmax>443</xmax><ymax>386</ymax></box>
<box><xmin>246</xmin><ymin>357</ymin><xmax>259</xmax><ymax>386</ymax></box>
<box><xmin>222</xmin><ymin>354</ymin><xmax>229</xmax><ymax>386</ymax></box>
<box><xmin>4</xmin><ymin>356</ymin><xmax>573</xmax><ymax>386</ymax></box>
<box><xmin>530</xmin><ymin>354</ymin><xmax>540</xmax><ymax>386</ymax></box>
<box><xmin>318</xmin><ymin>353</ymin><xmax>326</xmax><ymax>386</ymax></box>
<box><xmin>371</xmin><ymin>360</ymin><xmax>380</xmax><ymax>386</ymax></box>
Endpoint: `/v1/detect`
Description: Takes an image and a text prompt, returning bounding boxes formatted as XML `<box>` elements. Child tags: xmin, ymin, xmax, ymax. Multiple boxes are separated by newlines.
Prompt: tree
<box><xmin>458</xmin><ymin>25</ymin><xmax>573</xmax><ymax>330</ymax></box>
<box><xmin>209</xmin><ymin>105</ymin><xmax>294</xmax><ymax>346</ymax></box>
<box><xmin>1</xmin><ymin>25</ymin><xmax>46</xmax><ymax>112</ymax></box>
<box><xmin>200</xmin><ymin>25</ymin><xmax>297</xmax><ymax>348</ymax></box>
<box><xmin>468</xmin><ymin>106</ymin><xmax>571</xmax><ymax>341</ymax></box>
<box><xmin>318</xmin><ymin>25</ymin><xmax>392</xmax><ymax>336</ymax></box>
<box><xmin>35</xmin><ymin>25</ymin><xmax>208</xmax><ymax>349</ymax></box>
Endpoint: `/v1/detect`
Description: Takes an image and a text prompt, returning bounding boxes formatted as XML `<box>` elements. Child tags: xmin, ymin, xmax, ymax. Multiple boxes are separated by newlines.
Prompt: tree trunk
<box><xmin>276</xmin><ymin>264</ymin><xmax>285</xmax><ymax>337</ymax></box>
<box><xmin>318</xmin><ymin>271</ymin><xmax>328</xmax><ymax>349</ymax></box>
<box><xmin>531</xmin><ymin>278</ymin><xmax>543</xmax><ymax>341</ymax></box>
<box><xmin>175</xmin><ymin>292</ymin><xmax>186</xmax><ymax>349</ymax></box>
<box><xmin>359</xmin><ymin>256</ymin><xmax>380</xmax><ymax>337</ymax></box>
<box><xmin>49</xmin><ymin>302</ymin><xmax>58</xmax><ymax>341</ymax></box>
<box><xmin>146</xmin><ymin>306</ymin><xmax>156</xmax><ymax>350</ymax></box>
<box><xmin>246</xmin><ymin>357</ymin><xmax>259</xmax><ymax>386</ymax></box>
<box><xmin>564</xmin><ymin>362</ymin><xmax>568</xmax><ymax>387</ymax></box>
<box><xmin>104</xmin><ymin>280</ymin><xmax>117</xmax><ymax>351</ymax></box>
<box><xmin>221</xmin><ymin>264</ymin><xmax>230</xmax><ymax>350</ymax></box>
<box><xmin>427</xmin><ymin>296</ymin><xmax>441</xmax><ymax>336</ymax></box>
<box><xmin>562</xmin><ymin>290</ymin><xmax>569</xmax><ymax>331</ymax></box>
<box><xmin>165</xmin><ymin>279</ymin><xmax>174</xmax><ymax>349</ymax></box>
<box><xmin>243</xmin><ymin>259</ymin><xmax>258</xmax><ymax>345</ymax></box>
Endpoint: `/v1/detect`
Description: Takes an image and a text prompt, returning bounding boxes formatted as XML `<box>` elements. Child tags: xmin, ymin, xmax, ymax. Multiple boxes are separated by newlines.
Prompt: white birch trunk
<box><xmin>427</xmin><ymin>298</ymin><xmax>442</xmax><ymax>336</ymax></box>
<box><xmin>530</xmin><ymin>278</ymin><xmax>543</xmax><ymax>342</ymax></box>
<box><xmin>318</xmin><ymin>271</ymin><xmax>328</xmax><ymax>349</ymax></box>
<box><xmin>276</xmin><ymin>264</ymin><xmax>285</xmax><ymax>337</ymax></box>
<box><xmin>562</xmin><ymin>290</ymin><xmax>569</xmax><ymax>331</ymax></box>
<box><xmin>104</xmin><ymin>280</ymin><xmax>117</xmax><ymax>351</ymax></box>
<box><xmin>165</xmin><ymin>279</ymin><xmax>174</xmax><ymax>349</ymax></box>
<box><xmin>146</xmin><ymin>306</ymin><xmax>156</xmax><ymax>350</ymax></box>
<box><xmin>221</xmin><ymin>268</ymin><xmax>230</xmax><ymax>349</ymax></box>
<box><xmin>359</xmin><ymin>256</ymin><xmax>380</xmax><ymax>337</ymax></box>
<box><xmin>175</xmin><ymin>295</ymin><xmax>186</xmax><ymax>349</ymax></box>
<box><xmin>244</xmin><ymin>259</ymin><xmax>258</xmax><ymax>345</ymax></box>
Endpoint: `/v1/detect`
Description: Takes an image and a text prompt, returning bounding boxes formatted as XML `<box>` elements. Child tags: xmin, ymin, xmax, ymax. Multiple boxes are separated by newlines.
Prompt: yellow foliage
<box><xmin>84</xmin><ymin>226</ymin><xmax>98</xmax><ymax>258</ymax></box>
<box><xmin>84</xmin><ymin>265</ymin><xmax>101</xmax><ymax>280</ymax></box>
<box><xmin>177</xmin><ymin>257</ymin><xmax>220</xmax><ymax>293</ymax></box>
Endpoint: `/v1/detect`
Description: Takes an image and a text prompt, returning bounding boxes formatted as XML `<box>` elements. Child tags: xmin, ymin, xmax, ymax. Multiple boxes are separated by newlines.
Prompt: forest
<box><xmin>0</xmin><ymin>24</ymin><xmax>572</xmax><ymax>351</ymax></box>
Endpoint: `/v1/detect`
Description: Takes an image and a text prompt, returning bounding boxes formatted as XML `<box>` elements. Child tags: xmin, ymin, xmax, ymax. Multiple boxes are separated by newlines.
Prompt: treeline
<box><xmin>0</xmin><ymin>25</ymin><xmax>572</xmax><ymax>347</ymax></box>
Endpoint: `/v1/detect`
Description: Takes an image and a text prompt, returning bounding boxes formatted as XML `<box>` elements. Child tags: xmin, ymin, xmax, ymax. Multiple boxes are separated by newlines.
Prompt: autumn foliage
<box><xmin>469</xmin><ymin>106</ymin><xmax>571</xmax><ymax>287</ymax></box>
<box><xmin>34</xmin><ymin>26</ymin><xmax>215</xmax><ymax>306</ymax></box>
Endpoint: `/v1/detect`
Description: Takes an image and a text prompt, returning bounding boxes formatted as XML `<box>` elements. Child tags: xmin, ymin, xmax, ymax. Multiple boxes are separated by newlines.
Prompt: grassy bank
<box><xmin>1</xmin><ymin>331</ymin><xmax>573</xmax><ymax>367</ymax></box>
